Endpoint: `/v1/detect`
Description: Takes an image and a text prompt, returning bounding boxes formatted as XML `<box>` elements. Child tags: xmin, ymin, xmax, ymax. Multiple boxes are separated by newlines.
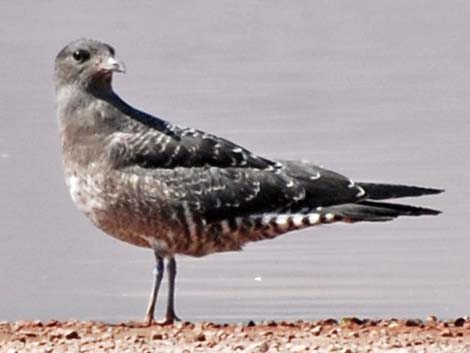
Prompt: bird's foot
<box><xmin>157</xmin><ymin>311</ymin><xmax>181</xmax><ymax>326</ymax></box>
<box><xmin>143</xmin><ymin>311</ymin><xmax>181</xmax><ymax>326</ymax></box>
<box><xmin>143</xmin><ymin>314</ymin><xmax>156</xmax><ymax>327</ymax></box>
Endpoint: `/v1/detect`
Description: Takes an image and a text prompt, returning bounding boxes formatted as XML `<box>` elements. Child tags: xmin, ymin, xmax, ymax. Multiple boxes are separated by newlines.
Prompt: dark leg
<box><xmin>144</xmin><ymin>252</ymin><xmax>164</xmax><ymax>325</ymax></box>
<box><xmin>163</xmin><ymin>256</ymin><xmax>181</xmax><ymax>324</ymax></box>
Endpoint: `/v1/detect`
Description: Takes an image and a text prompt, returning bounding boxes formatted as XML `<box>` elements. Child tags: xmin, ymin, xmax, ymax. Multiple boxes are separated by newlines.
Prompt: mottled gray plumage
<box><xmin>54</xmin><ymin>38</ymin><xmax>443</xmax><ymax>324</ymax></box>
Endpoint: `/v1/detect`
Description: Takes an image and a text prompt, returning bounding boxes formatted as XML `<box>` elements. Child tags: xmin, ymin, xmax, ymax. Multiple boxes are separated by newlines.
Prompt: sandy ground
<box><xmin>1</xmin><ymin>317</ymin><xmax>470</xmax><ymax>353</ymax></box>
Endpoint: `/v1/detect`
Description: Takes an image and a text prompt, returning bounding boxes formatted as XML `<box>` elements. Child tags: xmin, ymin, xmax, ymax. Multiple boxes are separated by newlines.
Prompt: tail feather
<box><xmin>358</xmin><ymin>182</ymin><xmax>444</xmax><ymax>200</ymax></box>
<box><xmin>324</xmin><ymin>200</ymin><xmax>441</xmax><ymax>223</ymax></box>
<box><xmin>358</xmin><ymin>200</ymin><xmax>441</xmax><ymax>216</ymax></box>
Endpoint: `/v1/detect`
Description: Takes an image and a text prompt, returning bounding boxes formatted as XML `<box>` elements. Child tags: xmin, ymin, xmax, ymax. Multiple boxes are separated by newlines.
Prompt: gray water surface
<box><xmin>0</xmin><ymin>1</ymin><xmax>469</xmax><ymax>323</ymax></box>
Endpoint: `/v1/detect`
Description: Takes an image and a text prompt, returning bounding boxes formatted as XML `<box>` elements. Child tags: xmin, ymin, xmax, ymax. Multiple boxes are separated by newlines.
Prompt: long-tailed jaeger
<box><xmin>54</xmin><ymin>38</ymin><xmax>443</xmax><ymax>324</ymax></box>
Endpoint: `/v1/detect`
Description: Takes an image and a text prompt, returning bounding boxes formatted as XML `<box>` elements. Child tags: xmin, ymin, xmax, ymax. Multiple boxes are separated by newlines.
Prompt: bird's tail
<box><xmin>212</xmin><ymin>183</ymin><xmax>443</xmax><ymax>250</ymax></box>
<box><xmin>232</xmin><ymin>200</ymin><xmax>441</xmax><ymax>246</ymax></box>
<box><xmin>358</xmin><ymin>182</ymin><xmax>444</xmax><ymax>200</ymax></box>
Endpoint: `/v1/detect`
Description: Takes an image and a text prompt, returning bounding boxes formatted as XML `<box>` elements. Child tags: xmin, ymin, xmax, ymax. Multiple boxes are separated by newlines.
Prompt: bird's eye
<box><xmin>72</xmin><ymin>49</ymin><xmax>90</xmax><ymax>63</ymax></box>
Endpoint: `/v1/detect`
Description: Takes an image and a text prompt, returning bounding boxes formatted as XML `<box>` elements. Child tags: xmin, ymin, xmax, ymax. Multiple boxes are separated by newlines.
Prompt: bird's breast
<box><xmin>66</xmin><ymin>171</ymin><xmax>108</xmax><ymax>221</ymax></box>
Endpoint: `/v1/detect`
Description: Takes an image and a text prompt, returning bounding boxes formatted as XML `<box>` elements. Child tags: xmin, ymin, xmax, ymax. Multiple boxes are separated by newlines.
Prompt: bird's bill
<box><xmin>100</xmin><ymin>56</ymin><xmax>126</xmax><ymax>73</ymax></box>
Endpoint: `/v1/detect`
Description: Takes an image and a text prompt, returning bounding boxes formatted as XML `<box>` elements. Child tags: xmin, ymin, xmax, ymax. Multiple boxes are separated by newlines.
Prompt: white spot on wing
<box><xmin>356</xmin><ymin>185</ymin><xmax>366</xmax><ymax>197</ymax></box>
<box><xmin>348</xmin><ymin>178</ymin><xmax>356</xmax><ymax>187</ymax></box>
<box><xmin>293</xmin><ymin>186</ymin><xmax>307</xmax><ymax>202</ymax></box>
<box><xmin>310</xmin><ymin>172</ymin><xmax>321</xmax><ymax>180</ymax></box>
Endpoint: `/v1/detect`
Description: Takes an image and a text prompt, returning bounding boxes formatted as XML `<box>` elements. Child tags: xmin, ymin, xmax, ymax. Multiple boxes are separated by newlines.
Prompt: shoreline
<box><xmin>1</xmin><ymin>317</ymin><xmax>470</xmax><ymax>352</ymax></box>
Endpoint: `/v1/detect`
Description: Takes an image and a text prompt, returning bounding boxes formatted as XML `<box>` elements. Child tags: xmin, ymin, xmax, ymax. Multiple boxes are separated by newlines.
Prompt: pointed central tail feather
<box><xmin>358</xmin><ymin>182</ymin><xmax>444</xmax><ymax>200</ymax></box>
<box><xmin>325</xmin><ymin>200</ymin><xmax>441</xmax><ymax>222</ymax></box>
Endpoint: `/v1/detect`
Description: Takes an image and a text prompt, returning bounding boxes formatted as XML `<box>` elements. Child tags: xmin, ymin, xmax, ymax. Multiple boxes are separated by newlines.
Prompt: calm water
<box><xmin>1</xmin><ymin>1</ymin><xmax>469</xmax><ymax>323</ymax></box>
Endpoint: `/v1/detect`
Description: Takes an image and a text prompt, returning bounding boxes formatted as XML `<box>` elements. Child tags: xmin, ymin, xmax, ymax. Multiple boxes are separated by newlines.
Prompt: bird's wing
<box><xmin>106</xmin><ymin>121</ymin><xmax>274</xmax><ymax>170</ymax></box>
<box><xmin>127</xmin><ymin>160</ymin><xmax>365</xmax><ymax>224</ymax></box>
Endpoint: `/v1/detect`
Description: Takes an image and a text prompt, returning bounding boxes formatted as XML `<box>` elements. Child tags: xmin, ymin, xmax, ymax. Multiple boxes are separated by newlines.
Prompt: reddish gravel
<box><xmin>1</xmin><ymin>317</ymin><xmax>470</xmax><ymax>352</ymax></box>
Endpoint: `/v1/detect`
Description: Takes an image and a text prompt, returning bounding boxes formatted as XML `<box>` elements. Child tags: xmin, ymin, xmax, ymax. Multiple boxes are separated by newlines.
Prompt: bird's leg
<box><xmin>161</xmin><ymin>256</ymin><xmax>181</xmax><ymax>324</ymax></box>
<box><xmin>144</xmin><ymin>252</ymin><xmax>164</xmax><ymax>325</ymax></box>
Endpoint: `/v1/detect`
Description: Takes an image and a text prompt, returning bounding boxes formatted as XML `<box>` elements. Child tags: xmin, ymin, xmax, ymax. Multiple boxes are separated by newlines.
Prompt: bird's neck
<box><xmin>56</xmin><ymin>84</ymin><xmax>122</xmax><ymax>164</ymax></box>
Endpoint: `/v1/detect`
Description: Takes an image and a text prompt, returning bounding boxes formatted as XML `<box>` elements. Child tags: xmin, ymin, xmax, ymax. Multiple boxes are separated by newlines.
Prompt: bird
<box><xmin>54</xmin><ymin>38</ymin><xmax>443</xmax><ymax>325</ymax></box>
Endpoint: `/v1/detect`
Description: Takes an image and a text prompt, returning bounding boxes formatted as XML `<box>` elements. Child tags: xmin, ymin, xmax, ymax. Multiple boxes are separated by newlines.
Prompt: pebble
<box><xmin>257</xmin><ymin>342</ymin><xmax>270</xmax><ymax>352</ymax></box>
<box><xmin>405</xmin><ymin>319</ymin><xmax>423</xmax><ymax>327</ymax></box>
<box><xmin>341</xmin><ymin>317</ymin><xmax>363</xmax><ymax>326</ymax></box>
<box><xmin>440</xmin><ymin>329</ymin><xmax>453</xmax><ymax>337</ymax></box>
<box><xmin>247</xmin><ymin>320</ymin><xmax>256</xmax><ymax>327</ymax></box>
<box><xmin>328</xmin><ymin>328</ymin><xmax>339</xmax><ymax>336</ymax></box>
<box><xmin>15</xmin><ymin>336</ymin><xmax>26</xmax><ymax>343</ymax></box>
<box><xmin>439</xmin><ymin>322</ymin><xmax>449</xmax><ymax>328</ymax></box>
<box><xmin>194</xmin><ymin>332</ymin><xmax>206</xmax><ymax>342</ymax></box>
<box><xmin>322</xmin><ymin>318</ymin><xmax>338</xmax><ymax>325</ymax></box>
<box><xmin>311</xmin><ymin>325</ymin><xmax>322</xmax><ymax>336</ymax></box>
<box><xmin>45</xmin><ymin>320</ymin><xmax>60</xmax><ymax>327</ymax></box>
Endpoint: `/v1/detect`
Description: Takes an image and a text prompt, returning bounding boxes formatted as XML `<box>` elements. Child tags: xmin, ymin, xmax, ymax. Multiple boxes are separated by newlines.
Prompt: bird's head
<box><xmin>54</xmin><ymin>38</ymin><xmax>125</xmax><ymax>93</ymax></box>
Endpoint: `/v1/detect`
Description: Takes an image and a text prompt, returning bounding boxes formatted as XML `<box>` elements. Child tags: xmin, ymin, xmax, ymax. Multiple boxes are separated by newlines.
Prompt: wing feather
<box><xmin>126</xmin><ymin>162</ymin><xmax>364</xmax><ymax>224</ymax></box>
<box><xmin>107</xmin><ymin>124</ymin><xmax>273</xmax><ymax>170</ymax></box>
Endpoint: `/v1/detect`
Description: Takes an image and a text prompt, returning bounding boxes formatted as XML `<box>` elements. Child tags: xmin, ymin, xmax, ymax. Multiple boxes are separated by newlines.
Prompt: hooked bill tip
<box><xmin>101</xmin><ymin>56</ymin><xmax>126</xmax><ymax>73</ymax></box>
